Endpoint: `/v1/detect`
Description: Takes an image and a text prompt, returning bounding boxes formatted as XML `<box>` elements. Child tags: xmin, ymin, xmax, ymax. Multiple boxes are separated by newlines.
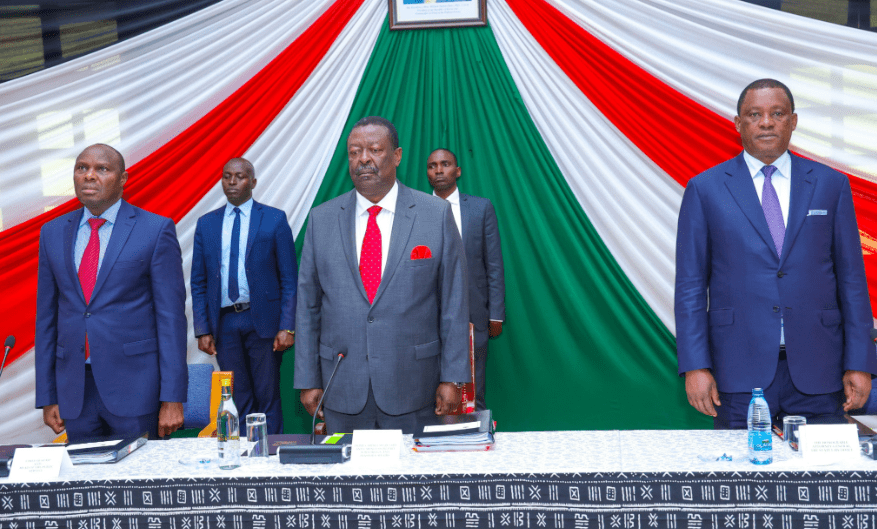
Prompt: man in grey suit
<box><xmin>427</xmin><ymin>148</ymin><xmax>505</xmax><ymax>410</ymax></box>
<box><xmin>295</xmin><ymin>116</ymin><xmax>471</xmax><ymax>433</ymax></box>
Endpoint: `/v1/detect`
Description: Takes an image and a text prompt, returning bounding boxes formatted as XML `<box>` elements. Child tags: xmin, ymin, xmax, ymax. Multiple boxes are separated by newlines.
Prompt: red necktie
<box><xmin>360</xmin><ymin>206</ymin><xmax>382</xmax><ymax>304</ymax></box>
<box><xmin>79</xmin><ymin>217</ymin><xmax>106</xmax><ymax>358</ymax></box>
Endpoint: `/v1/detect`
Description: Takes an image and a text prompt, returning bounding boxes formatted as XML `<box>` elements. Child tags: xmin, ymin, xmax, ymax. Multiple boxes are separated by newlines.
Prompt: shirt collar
<box><xmin>433</xmin><ymin>187</ymin><xmax>460</xmax><ymax>205</ymax></box>
<box><xmin>225</xmin><ymin>197</ymin><xmax>254</xmax><ymax>217</ymax></box>
<box><xmin>356</xmin><ymin>180</ymin><xmax>399</xmax><ymax>216</ymax></box>
<box><xmin>79</xmin><ymin>198</ymin><xmax>122</xmax><ymax>228</ymax></box>
<box><xmin>743</xmin><ymin>150</ymin><xmax>792</xmax><ymax>180</ymax></box>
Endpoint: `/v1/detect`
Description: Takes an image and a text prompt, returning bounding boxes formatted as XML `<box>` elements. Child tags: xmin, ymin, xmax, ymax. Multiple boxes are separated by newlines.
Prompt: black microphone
<box><xmin>279</xmin><ymin>351</ymin><xmax>350</xmax><ymax>464</ymax></box>
<box><xmin>0</xmin><ymin>335</ymin><xmax>14</xmax><ymax>381</ymax></box>
<box><xmin>311</xmin><ymin>351</ymin><xmax>346</xmax><ymax>445</ymax></box>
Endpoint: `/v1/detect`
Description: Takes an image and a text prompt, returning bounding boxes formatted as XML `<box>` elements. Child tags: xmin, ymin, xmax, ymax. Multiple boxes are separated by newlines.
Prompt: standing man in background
<box><xmin>427</xmin><ymin>148</ymin><xmax>505</xmax><ymax>410</ymax></box>
<box><xmin>675</xmin><ymin>79</ymin><xmax>877</xmax><ymax>428</ymax></box>
<box><xmin>295</xmin><ymin>116</ymin><xmax>470</xmax><ymax>433</ymax></box>
<box><xmin>36</xmin><ymin>144</ymin><xmax>187</xmax><ymax>441</ymax></box>
<box><xmin>191</xmin><ymin>158</ymin><xmax>297</xmax><ymax>434</ymax></box>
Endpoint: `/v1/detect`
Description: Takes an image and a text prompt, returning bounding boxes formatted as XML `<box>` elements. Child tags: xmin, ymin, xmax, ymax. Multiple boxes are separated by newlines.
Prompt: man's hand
<box><xmin>300</xmin><ymin>388</ymin><xmax>324</xmax><ymax>419</ymax></box>
<box><xmin>488</xmin><ymin>321</ymin><xmax>503</xmax><ymax>338</ymax></box>
<box><xmin>42</xmin><ymin>404</ymin><xmax>65</xmax><ymax>434</ymax></box>
<box><xmin>158</xmin><ymin>401</ymin><xmax>184</xmax><ymax>438</ymax></box>
<box><xmin>273</xmin><ymin>331</ymin><xmax>295</xmax><ymax>352</ymax></box>
<box><xmin>685</xmin><ymin>368</ymin><xmax>721</xmax><ymax>417</ymax></box>
<box><xmin>842</xmin><ymin>370</ymin><xmax>872</xmax><ymax>411</ymax></box>
<box><xmin>197</xmin><ymin>334</ymin><xmax>217</xmax><ymax>356</ymax></box>
<box><xmin>435</xmin><ymin>382</ymin><xmax>461</xmax><ymax>416</ymax></box>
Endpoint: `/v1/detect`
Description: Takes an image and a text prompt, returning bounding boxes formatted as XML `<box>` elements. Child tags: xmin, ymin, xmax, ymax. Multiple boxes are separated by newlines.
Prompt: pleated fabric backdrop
<box><xmin>2</xmin><ymin>0</ymin><xmax>877</xmax><ymax>442</ymax></box>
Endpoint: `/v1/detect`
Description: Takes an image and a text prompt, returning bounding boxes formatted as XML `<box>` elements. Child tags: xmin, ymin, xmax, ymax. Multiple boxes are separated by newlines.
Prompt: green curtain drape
<box><xmin>281</xmin><ymin>17</ymin><xmax>708</xmax><ymax>433</ymax></box>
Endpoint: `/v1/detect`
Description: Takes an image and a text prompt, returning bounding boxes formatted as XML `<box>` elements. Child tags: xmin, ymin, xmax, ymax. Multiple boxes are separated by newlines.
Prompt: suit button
<box><xmin>777</xmin><ymin>271</ymin><xmax>784</xmax><ymax>278</ymax></box>
<box><xmin>368</xmin><ymin>317</ymin><xmax>374</xmax><ymax>323</ymax></box>
<box><xmin>773</xmin><ymin>306</ymin><xmax>779</xmax><ymax>313</ymax></box>
<box><xmin>85</xmin><ymin>313</ymin><xmax>91</xmax><ymax>318</ymax></box>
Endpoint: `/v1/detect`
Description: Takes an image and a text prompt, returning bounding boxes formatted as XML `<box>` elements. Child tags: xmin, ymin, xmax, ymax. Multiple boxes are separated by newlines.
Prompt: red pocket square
<box><xmin>411</xmin><ymin>245</ymin><xmax>432</xmax><ymax>260</ymax></box>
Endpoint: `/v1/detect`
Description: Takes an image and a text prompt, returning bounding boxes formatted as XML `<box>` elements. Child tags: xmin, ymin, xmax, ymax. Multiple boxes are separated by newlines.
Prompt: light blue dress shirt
<box><xmin>221</xmin><ymin>198</ymin><xmax>252</xmax><ymax>307</ymax></box>
<box><xmin>74</xmin><ymin>199</ymin><xmax>122</xmax><ymax>272</ymax></box>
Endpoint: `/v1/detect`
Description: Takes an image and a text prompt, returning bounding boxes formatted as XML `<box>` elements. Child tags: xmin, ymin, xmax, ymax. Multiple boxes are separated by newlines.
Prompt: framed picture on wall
<box><xmin>389</xmin><ymin>0</ymin><xmax>487</xmax><ymax>30</ymax></box>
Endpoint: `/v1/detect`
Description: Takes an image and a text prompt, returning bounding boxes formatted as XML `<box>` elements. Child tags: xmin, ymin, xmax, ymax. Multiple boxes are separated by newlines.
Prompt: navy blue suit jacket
<box><xmin>190</xmin><ymin>201</ymin><xmax>297</xmax><ymax>341</ymax></box>
<box><xmin>460</xmin><ymin>193</ymin><xmax>505</xmax><ymax>349</ymax></box>
<box><xmin>35</xmin><ymin>201</ymin><xmax>188</xmax><ymax>419</ymax></box>
<box><xmin>675</xmin><ymin>152</ymin><xmax>877</xmax><ymax>394</ymax></box>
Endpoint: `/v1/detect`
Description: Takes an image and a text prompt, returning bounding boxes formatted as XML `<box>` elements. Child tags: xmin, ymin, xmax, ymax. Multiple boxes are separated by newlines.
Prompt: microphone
<box><xmin>0</xmin><ymin>335</ymin><xmax>14</xmax><ymax>381</ymax></box>
<box><xmin>279</xmin><ymin>351</ymin><xmax>350</xmax><ymax>464</ymax></box>
<box><xmin>312</xmin><ymin>352</ymin><xmax>345</xmax><ymax>444</ymax></box>
<box><xmin>871</xmin><ymin>329</ymin><xmax>877</xmax><ymax>343</ymax></box>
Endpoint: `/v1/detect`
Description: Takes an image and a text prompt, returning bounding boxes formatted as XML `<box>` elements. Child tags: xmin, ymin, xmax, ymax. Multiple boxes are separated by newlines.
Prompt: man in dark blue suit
<box><xmin>427</xmin><ymin>148</ymin><xmax>505</xmax><ymax>410</ymax></box>
<box><xmin>191</xmin><ymin>158</ymin><xmax>297</xmax><ymax>434</ymax></box>
<box><xmin>36</xmin><ymin>144</ymin><xmax>187</xmax><ymax>441</ymax></box>
<box><xmin>676</xmin><ymin>79</ymin><xmax>877</xmax><ymax>428</ymax></box>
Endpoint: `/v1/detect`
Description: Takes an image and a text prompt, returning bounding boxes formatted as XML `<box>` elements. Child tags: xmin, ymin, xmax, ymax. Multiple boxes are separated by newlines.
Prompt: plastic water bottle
<box><xmin>217</xmin><ymin>378</ymin><xmax>241</xmax><ymax>469</ymax></box>
<box><xmin>747</xmin><ymin>388</ymin><xmax>772</xmax><ymax>465</ymax></box>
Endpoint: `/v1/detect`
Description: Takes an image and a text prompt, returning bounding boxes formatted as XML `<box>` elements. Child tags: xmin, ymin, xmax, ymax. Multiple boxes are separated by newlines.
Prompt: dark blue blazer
<box><xmin>190</xmin><ymin>201</ymin><xmax>297</xmax><ymax>341</ymax></box>
<box><xmin>35</xmin><ymin>200</ymin><xmax>188</xmax><ymax>419</ymax></box>
<box><xmin>675</xmin><ymin>152</ymin><xmax>877</xmax><ymax>394</ymax></box>
<box><xmin>460</xmin><ymin>193</ymin><xmax>505</xmax><ymax>349</ymax></box>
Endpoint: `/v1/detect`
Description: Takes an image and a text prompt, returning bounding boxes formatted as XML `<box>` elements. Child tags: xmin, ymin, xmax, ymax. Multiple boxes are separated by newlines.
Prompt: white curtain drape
<box><xmin>492</xmin><ymin>0</ymin><xmax>877</xmax><ymax>334</ymax></box>
<box><xmin>0</xmin><ymin>0</ymin><xmax>384</xmax><ymax>444</ymax></box>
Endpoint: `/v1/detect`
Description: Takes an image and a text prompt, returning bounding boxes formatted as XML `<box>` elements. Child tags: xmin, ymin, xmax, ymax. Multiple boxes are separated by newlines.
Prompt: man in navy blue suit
<box><xmin>675</xmin><ymin>79</ymin><xmax>877</xmax><ymax>428</ymax></box>
<box><xmin>35</xmin><ymin>144</ymin><xmax>188</xmax><ymax>441</ymax></box>
<box><xmin>191</xmin><ymin>158</ymin><xmax>297</xmax><ymax>434</ymax></box>
<box><xmin>427</xmin><ymin>148</ymin><xmax>505</xmax><ymax>410</ymax></box>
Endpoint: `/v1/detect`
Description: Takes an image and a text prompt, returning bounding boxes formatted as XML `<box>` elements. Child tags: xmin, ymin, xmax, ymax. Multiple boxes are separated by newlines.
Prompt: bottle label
<box><xmin>749</xmin><ymin>430</ymin><xmax>772</xmax><ymax>451</ymax></box>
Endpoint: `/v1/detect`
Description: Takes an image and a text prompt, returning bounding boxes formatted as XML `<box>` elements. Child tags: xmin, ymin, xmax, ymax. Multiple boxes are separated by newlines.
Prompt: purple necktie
<box><xmin>761</xmin><ymin>165</ymin><xmax>785</xmax><ymax>258</ymax></box>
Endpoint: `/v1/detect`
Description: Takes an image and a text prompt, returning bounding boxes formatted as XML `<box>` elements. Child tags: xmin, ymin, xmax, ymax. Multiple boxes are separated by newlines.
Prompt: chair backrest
<box><xmin>183</xmin><ymin>363</ymin><xmax>215</xmax><ymax>429</ymax></box>
<box><xmin>198</xmin><ymin>370</ymin><xmax>234</xmax><ymax>437</ymax></box>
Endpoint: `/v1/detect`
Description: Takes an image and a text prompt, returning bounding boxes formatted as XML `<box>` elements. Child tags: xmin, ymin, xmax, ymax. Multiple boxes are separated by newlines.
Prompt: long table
<box><xmin>2</xmin><ymin>430</ymin><xmax>877</xmax><ymax>528</ymax></box>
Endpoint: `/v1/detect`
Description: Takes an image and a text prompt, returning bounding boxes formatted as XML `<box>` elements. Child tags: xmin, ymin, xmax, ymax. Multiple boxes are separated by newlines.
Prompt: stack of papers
<box><xmin>413</xmin><ymin>410</ymin><xmax>495</xmax><ymax>452</ymax></box>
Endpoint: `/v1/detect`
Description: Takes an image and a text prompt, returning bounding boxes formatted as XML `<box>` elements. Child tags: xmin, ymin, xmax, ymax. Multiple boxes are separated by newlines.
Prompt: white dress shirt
<box><xmin>744</xmin><ymin>149</ymin><xmax>791</xmax><ymax>227</ymax></box>
<box><xmin>221</xmin><ymin>198</ymin><xmax>253</xmax><ymax>307</ymax></box>
<box><xmin>434</xmin><ymin>187</ymin><xmax>462</xmax><ymax>239</ymax></box>
<box><xmin>355</xmin><ymin>181</ymin><xmax>398</xmax><ymax>277</ymax></box>
<box><xmin>743</xmin><ymin>149</ymin><xmax>792</xmax><ymax>345</ymax></box>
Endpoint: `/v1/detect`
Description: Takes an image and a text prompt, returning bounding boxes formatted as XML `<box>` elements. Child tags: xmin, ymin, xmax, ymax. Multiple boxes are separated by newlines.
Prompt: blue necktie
<box><xmin>228</xmin><ymin>207</ymin><xmax>241</xmax><ymax>303</ymax></box>
<box><xmin>761</xmin><ymin>165</ymin><xmax>785</xmax><ymax>258</ymax></box>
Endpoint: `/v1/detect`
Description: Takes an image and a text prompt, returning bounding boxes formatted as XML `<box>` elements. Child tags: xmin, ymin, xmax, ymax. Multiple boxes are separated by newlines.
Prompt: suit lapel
<box><xmin>245</xmin><ymin>201</ymin><xmax>263</xmax><ymax>263</ymax></box>
<box><xmin>459</xmin><ymin>193</ymin><xmax>470</xmax><ymax>242</ymax></box>
<box><xmin>372</xmin><ymin>183</ymin><xmax>416</xmax><ymax>306</ymax></box>
<box><xmin>724</xmin><ymin>154</ymin><xmax>777</xmax><ymax>258</ymax></box>
<box><xmin>91</xmin><ymin>201</ymin><xmax>136</xmax><ymax>302</ymax></box>
<box><xmin>779</xmin><ymin>155</ymin><xmax>816</xmax><ymax>267</ymax></box>
<box><xmin>338</xmin><ymin>191</ymin><xmax>369</xmax><ymax>302</ymax></box>
<box><xmin>64</xmin><ymin>211</ymin><xmax>86</xmax><ymax>304</ymax></box>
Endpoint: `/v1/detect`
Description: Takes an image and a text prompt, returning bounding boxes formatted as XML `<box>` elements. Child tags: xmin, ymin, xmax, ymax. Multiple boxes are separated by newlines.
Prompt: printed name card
<box><xmin>351</xmin><ymin>430</ymin><xmax>402</xmax><ymax>466</ymax></box>
<box><xmin>798</xmin><ymin>424</ymin><xmax>860</xmax><ymax>464</ymax></box>
<box><xmin>8</xmin><ymin>447</ymin><xmax>74</xmax><ymax>481</ymax></box>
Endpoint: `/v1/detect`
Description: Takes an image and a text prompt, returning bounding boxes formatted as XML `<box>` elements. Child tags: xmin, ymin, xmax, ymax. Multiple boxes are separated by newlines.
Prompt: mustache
<box><xmin>355</xmin><ymin>164</ymin><xmax>377</xmax><ymax>176</ymax></box>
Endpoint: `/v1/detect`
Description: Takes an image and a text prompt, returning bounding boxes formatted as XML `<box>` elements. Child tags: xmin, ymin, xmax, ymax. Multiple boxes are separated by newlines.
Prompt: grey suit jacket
<box><xmin>294</xmin><ymin>182</ymin><xmax>471</xmax><ymax>415</ymax></box>
<box><xmin>460</xmin><ymin>193</ymin><xmax>505</xmax><ymax>349</ymax></box>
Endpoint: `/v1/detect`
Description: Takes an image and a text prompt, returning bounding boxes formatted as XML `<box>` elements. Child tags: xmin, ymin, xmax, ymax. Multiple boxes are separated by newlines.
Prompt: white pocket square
<box><xmin>807</xmin><ymin>209</ymin><xmax>827</xmax><ymax>216</ymax></box>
